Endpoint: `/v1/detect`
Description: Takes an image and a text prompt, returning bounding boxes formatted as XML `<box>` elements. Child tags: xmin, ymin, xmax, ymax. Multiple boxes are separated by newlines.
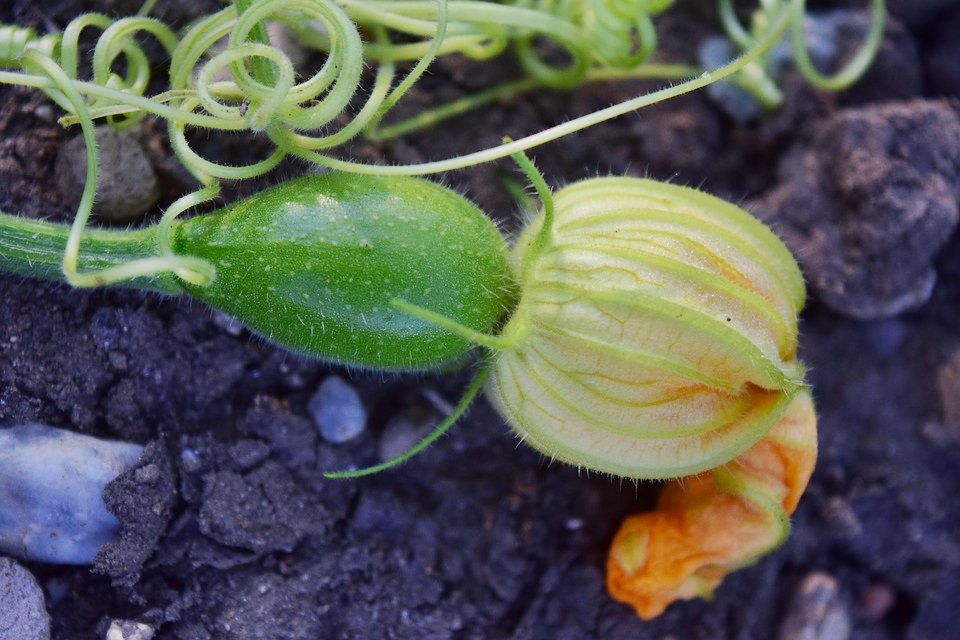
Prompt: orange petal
<box><xmin>606</xmin><ymin>391</ymin><xmax>817</xmax><ymax>619</ymax></box>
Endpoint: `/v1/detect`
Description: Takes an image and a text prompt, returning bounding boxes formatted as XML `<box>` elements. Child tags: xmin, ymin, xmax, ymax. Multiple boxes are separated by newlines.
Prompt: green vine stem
<box><xmin>324</xmin><ymin>363</ymin><xmax>490</xmax><ymax>478</ymax></box>
<box><xmin>285</xmin><ymin>2</ymin><xmax>794</xmax><ymax>176</ymax></box>
<box><xmin>791</xmin><ymin>0</ymin><xmax>885</xmax><ymax>92</ymax></box>
<box><xmin>0</xmin><ymin>0</ymin><xmax>885</xmax><ymax>184</ymax></box>
<box><xmin>0</xmin><ymin>212</ymin><xmax>180</xmax><ymax>294</ymax></box>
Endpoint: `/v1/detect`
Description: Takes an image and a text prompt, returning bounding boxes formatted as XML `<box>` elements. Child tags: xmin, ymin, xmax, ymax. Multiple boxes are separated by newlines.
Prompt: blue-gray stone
<box><xmin>308</xmin><ymin>376</ymin><xmax>366</xmax><ymax>444</ymax></box>
<box><xmin>0</xmin><ymin>424</ymin><xmax>143</xmax><ymax>565</ymax></box>
<box><xmin>0</xmin><ymin>558</ymin><xmax>50</xmax><ymax>640</ymax></box>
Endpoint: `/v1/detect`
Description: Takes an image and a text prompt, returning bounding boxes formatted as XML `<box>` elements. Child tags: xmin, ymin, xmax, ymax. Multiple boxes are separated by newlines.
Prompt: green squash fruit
<box><xmin>174</xmin><ymin>173</ymin><xmax>515</xmax><ymax>370</ymax></box>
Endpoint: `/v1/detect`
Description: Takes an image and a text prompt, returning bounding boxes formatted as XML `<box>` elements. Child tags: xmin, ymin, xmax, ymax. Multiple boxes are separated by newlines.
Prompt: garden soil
<box><xmin>2</xmin><ymin>1</ymin><xmax>959</xmax><ymax>638</ymax></box>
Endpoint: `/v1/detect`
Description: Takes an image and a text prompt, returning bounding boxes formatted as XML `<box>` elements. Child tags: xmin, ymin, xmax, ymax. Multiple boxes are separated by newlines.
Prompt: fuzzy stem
<box><xmin>324</xmin><ymin>363</ymin><xmax>488</xmax><ymax>478</ymax></box>
<box><xmin>0</xmin><ymin>211</ymin><xmax>183</xmax><ymax>295</ymax></box>
<box><xmin>231</xmin><ymin>0</ymin><xmax>278</xmax><ymax>86</ymax></box>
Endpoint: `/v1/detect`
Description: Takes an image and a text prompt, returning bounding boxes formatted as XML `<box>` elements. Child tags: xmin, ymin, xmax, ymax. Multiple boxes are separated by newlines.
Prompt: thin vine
<box><xmin>0</xmin><ymin>0</ymin><xmax>885</xmax><ymax>287</ymax></box>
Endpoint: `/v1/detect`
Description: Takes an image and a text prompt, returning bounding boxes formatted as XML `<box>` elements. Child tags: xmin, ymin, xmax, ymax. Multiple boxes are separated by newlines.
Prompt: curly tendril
<box><xmin>0</xmin><ymin>0</ymin><xmax>885</xmax><ymax>179</ymax></box>
<box><xmin>717</xmin><ymin>0</ymin><xmax>886</xmax><ymax>107</ymax></box>
<box><xmin>0</xmin><ymin>0</ymin><xmax>885</xmax><ymax>288</ymax></box>
<box><xmin>0</xmin><ymin>0</ymin><xmax>450</xmax><ymax>284</ymax></box>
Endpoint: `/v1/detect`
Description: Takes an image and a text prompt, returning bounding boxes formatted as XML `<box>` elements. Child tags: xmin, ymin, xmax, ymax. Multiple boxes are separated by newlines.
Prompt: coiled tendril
<box><xmin>0</xmin><ymin>0</ymin><xmax>884</xmax><ymax>288</ymax></box>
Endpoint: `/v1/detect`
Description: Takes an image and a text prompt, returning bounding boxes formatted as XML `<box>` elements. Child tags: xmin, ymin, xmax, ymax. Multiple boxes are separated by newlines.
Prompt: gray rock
<box><xmin>308</xmin><ymin>376</ymin><xmax>366</xmax><ymax>444</ymax></box>
<box><xmin>0</xmin><ymin>424</ymin><xmax>143</xmax><ymax>564</ymax></box>
<box><xmin>377</xmin><ymin>411</ymin><xmax>436</xmax><ymax>462</ymax></box>
<box><xmin>698</xmin><ymin>10</ymin><xmax>873</xmax><ymax>122</ymax></box>
<box><xmin>55</xmin><ymin>125</ymin><xmax>159</xmax><ymax>222</ymax></box>
<box><xmin>751</xmin><ymin>100</ymin><xmax>960</xmax><ymax>319</ymax></box>
<box><xmin>0</xmin><ymin>558</ymin><xmax>50</xmax><ymax>640</ymax></box>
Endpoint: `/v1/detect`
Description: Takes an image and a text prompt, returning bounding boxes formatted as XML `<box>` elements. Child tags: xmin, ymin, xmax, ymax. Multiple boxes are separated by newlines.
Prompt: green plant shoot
<box><xmin>0</xmin><ymin>174</ymin><xmax>515</xmax><ymax>370</ymax></box>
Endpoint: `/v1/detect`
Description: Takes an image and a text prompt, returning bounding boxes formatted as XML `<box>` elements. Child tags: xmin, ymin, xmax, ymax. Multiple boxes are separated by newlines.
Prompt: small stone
<box><xmin>105</xmin><ymin>620</ymin><xmax>155</xmax><ymax>640</ymax></box>
<box><xmin>778</xmin><ymin>573</ymin><xmax>851</xmax><ymax>640</ymax></box>
<box><xmin>857</xmin><ymin>581</ymin><xmax>896</xmax><ymax>622</ymax></box>
<box><xmin>228</xmin><ymin>439</ymin><xmax>271</xmax><ymax>470</ymax></box>
<box><xmin>936</xmin><ymin>349</ymin><xmax>960</xmax><ymax>426</ymax></box>
<box><xmin>308</xmin><ymin>376</ymin><xmax>366</xmax><ymax>444</ymax></box>
<box><xmin>32</xmin><ymin>104</ymin><xmax>54</xmax><ymax>122</ymax></box>
<box><xmin>821</xmin><ymin>496</ymin><xmax>863</xmax><ymax>540</ymax></box>
<box><xmin>698</xmin><ymin>36</ymin><xmax>767</xmax><ymax>123</ymax></box>
<box><xmin>55</xmin><ymin>125</ymin><xmax>159</xmax><ymax>223</ymax></box>
<box><xmin>698</xmin><ymin>10</ymin><xmax>868</xmax><ymax>123</ymax></box>
<box><xmin>378</xmin><ymin>411</ymin><xmax>435</xmax><ymax>462</ymax></box>
<box><xmin>564</xmin><ymin>518</ymin><xmax>584</xmax><ymax>532</ymax></box>
<box><xmin>0</xmin><ymin>558</ymin><xmax>51</xmax><ymax>640</ymax></box>
<box><xmin>179</xmin><ymin>447</ymin><xmax>203</xmax><ymax>473</ymax></box>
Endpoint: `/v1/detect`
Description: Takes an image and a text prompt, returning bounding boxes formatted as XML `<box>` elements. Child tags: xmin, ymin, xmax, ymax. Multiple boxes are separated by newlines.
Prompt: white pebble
<box><xmin>105</xmin><ymin>620</ymin><xmax>155</xmax><ymax>640</ymax></box>
<box><xmin>778</xmin><ymin>573</ymin><xmax>851</xmax><ymax>640</ymax></box>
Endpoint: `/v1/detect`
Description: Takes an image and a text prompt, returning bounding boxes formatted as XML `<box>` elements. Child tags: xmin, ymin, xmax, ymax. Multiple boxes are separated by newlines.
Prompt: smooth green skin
<box><xmin>175</xmin><ymin>173</ymin><xmax>515</xmax><ymax>370</ymax></box>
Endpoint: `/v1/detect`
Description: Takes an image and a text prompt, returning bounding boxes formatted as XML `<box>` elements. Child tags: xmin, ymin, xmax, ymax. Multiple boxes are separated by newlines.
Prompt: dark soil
<box><xmin>2</xmin><ymin>1</ymin><xmax>959</xmax><ymax>639</ymax></box>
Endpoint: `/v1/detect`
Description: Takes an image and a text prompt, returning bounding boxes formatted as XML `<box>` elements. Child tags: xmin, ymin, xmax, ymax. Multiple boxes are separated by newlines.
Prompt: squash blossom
<box><xmin>485</xmin><ymin>177</ymin><xmax>817</xmax><ymax>618</ymax></box>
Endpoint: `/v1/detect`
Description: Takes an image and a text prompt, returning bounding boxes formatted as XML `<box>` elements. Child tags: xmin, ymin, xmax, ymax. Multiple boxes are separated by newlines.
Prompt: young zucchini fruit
<box><xmin>0</xmin><ymin>173</ymin><xmax>516</xmax><ymax>371</ymax></box>
<box><xmin>174</xmin><ymin>174</ymin><xmax>515</xmax><ymax>370</ymax></box>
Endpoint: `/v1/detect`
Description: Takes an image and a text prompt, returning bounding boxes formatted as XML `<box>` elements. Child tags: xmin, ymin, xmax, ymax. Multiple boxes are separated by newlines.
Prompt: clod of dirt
<box><xmin>95</xmin><ymin>441</ymin><xmax>178</xmax><ymax>588</ymax></box>
<box><xmin>198</xmin><ymin>460</ymin><xmax>327</xmax><ymax>555</ymax></box>
<box><xmin>0</xmin><ymin>558</ymin><xmax>50</xmax><ymax>640</ymax></box>
<box><xmin>751</xmin><ymin>99</ymin><xmax>960</xmax><ymax>319</ymax></box>
<box><xmin>55</xmin><ymin>125</ymin><xmax>160</xmax><ymax>223</ymax></box>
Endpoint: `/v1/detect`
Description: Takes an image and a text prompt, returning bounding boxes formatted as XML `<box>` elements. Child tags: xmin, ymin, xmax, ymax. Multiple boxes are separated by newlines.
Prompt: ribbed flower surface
<box><xmin>486</xmin><ymin>177</ymin><xmax>809</xmax><ymax>479</ymax></box>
